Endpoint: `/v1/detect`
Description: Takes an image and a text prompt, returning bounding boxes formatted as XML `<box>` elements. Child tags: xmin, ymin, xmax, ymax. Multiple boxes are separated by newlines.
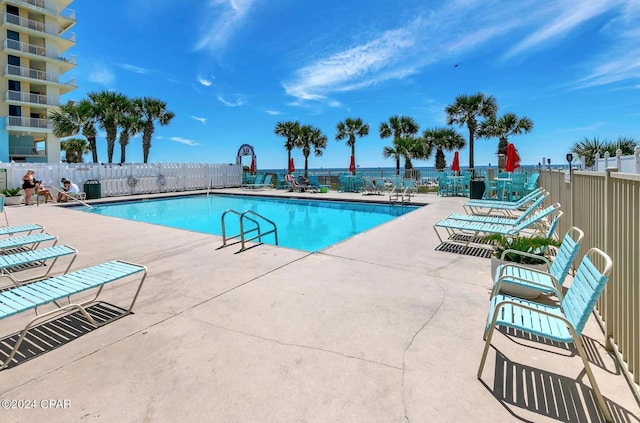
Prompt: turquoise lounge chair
<box><xmin>491</xmin><ymin>227</ymin><xmax>584</xmax><ymax>300</ymax></box>
<box><xmin>0</xmin><ymin>224</ymin><xmax>44</xmax><ymax>237</ymax></box>
<box><xmin>463</xmin><ymin>188</ymin><xmax>546</xmax><ymax>216</ymax></box>
<box><xmin>0</xmin><ymin>245</ymin><xmax>77</xmax><ymax>287</ymax></box>
<box><xmin>447</xmin><ymin>193</ymin><xmax>546</xmax><ymax>225</ymax></box>
<box><xmin>433</xmin><ymin>204</ymin><xmax>562</xmax><ymax>249</ymax></box>
<box><xmin>478</xmin><ymin>248</ymin><xmax>614</xmax><ymax>423</ymax></box>
<box><xmin>0</xmin><ymin>233</ymin><xmax>58</xmax><ymax>253</ymax></box>
<box><xmin>0</xmin><ymin>260</ymin><xmax>147</xmax><ymax>370</ymax></box>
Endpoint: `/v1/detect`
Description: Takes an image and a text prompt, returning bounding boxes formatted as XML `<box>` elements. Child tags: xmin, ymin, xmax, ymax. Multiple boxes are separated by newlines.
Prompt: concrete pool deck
<box><xmin>0</xmin><ymin>189</ymin><xmax>638</xmax><ymax>422</ymax></box>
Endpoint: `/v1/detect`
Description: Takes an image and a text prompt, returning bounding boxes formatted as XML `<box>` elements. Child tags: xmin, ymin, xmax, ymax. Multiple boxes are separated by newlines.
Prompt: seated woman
<box><xmin>35</xmin><ymin>182</ymin><xmax>55</xmax><ymax>203</ymax></box>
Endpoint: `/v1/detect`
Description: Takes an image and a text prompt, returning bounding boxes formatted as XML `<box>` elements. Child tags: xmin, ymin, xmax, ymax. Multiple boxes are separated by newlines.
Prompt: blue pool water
<box><xmin>84</xmin><ymin>194</ymin><xmax>419</xmax><ymax>251</ymax></box>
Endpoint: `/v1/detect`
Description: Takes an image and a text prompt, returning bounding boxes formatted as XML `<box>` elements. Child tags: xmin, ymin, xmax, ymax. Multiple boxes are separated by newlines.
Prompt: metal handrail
<box><xmin>220</xmin><ymin>209</ymin><xmax>278</xmax><ymax>252</ymax></box>
<box><xmin>44</xmin><ymin>185</ymin><xmax>93</xmax><ymax>208</ymax></box>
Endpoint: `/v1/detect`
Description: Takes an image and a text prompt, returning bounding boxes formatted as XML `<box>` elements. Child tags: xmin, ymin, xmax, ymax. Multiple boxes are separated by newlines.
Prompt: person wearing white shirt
<box><xmin>57</xmin><ymin>179</ymin><xmax>80</xmax><ymax>202</ymax></box>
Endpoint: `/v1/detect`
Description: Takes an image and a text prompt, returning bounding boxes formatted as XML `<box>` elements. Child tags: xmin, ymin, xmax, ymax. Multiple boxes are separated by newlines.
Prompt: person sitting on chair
<box><xmin>35</xmin><ymin>181</ymin><xmax>55</xmax><ymax>203</ymax></box>
<box><xmin>57</xmin><ymin>179</ymin><xmax>80</xmax><ymax>202</ymax></box>
<box><xmin>297</xmin><ymin>175</ymin><xmax>310</xmax><ymax>192</ymax></box>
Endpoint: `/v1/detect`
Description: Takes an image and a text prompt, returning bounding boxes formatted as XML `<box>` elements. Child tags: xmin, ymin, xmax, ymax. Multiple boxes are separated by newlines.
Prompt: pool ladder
<box><xmin>388</xmin><ymin>186</ymin><xmax>410</xmax><ymax>204</ymax></box>
<box><xmin>219</xmin><ymin>209</ymin><xmax>278</xmax><ymax>253</ymax></box>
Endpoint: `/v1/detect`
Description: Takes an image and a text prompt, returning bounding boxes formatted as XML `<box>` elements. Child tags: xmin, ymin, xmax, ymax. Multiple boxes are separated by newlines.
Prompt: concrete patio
<box><xmin>0</xmin><ymin>189</ymin><xmax>638</xmax><ymax>422</ymax></box>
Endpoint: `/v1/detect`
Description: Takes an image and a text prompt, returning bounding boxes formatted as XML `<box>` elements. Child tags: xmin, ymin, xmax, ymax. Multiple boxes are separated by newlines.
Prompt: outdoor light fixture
<box><xmin>547</xmin><ymin>158</ymin><xmax>551</xmax><ymax>169</ymax></box>
<box><xmin>566</xmin><ymin>153</ymin><xmax>574</xmax><ymax>176</ymax></box>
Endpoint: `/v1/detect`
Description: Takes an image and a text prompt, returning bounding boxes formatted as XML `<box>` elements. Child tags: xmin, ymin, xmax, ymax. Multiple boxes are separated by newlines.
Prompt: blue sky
<box><xmin>68</xmin><ymin>0</ymin><xmax>640</xmax><ymax>170</ymax></box>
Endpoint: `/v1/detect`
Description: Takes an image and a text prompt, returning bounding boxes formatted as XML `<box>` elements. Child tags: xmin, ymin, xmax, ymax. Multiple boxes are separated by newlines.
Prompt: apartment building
<box><xmin>0</xmin><ymin>0</ymin><xmax>76</xmax><ymax>163</ymax></box>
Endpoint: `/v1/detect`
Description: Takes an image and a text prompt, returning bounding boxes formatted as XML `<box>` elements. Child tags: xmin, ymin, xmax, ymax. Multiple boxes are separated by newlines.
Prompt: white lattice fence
<box><xmin>0</xmin><ymin>162</ymin><xmax>242</xmax><ymax>197</ymax></box>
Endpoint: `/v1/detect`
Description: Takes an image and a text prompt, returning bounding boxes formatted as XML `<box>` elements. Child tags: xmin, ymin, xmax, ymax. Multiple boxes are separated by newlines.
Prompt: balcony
<box><xmin>3</xmin><ymin>12</ymin><xmax>76</xmax><ymax>45</ymax></box>
<box><xmin>4</xmin><ymin>39</ymin><xmax>76</xmax><ymax>69</ymax></box>
<box><xmin>8</xmin><ymin>145</ymin><xmax>46</xmax><ymax>156</ymax></box>
<box><xmin>7</xmin><ymin>115</ymin><xmax>51</xmax><ymax>130</ymax></box>
<box><xmin>6</xmin><ymin>89</ymin><xmax>59</xmax><ymax>106</ymax></box>
<box><xmin>5</xmin><ymin>65</ymin><xmax>77</xmax><ymax>91</ymax></box>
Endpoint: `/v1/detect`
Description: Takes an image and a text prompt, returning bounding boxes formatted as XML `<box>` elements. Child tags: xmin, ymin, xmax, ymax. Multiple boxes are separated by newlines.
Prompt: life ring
<box><xmin>127</xmin><ymin>176</ymin><xmax>139</xmax><ymax>188</ymax></box>
<box><xmin>157</xmin><ymin>175</ymin><xmax>166</xmax><ymax>186</ymax></box>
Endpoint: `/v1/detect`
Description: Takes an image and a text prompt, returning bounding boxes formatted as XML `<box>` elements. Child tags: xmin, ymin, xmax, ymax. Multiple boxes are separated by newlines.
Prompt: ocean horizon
<box><xmin>257</xmin><ymin>164</ymin><xmax>561</xmax><ymax>179</ymax></box>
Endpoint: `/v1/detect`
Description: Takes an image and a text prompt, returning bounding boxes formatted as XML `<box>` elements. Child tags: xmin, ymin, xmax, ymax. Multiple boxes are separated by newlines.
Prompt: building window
<box><xmin>8</xmin><ymin>55</ymin><xmax>20</xmax><ymax>66</ymax></box>
<box><xmin>8</xmin><ymin>80</ymin><xmax>21</xmax><ymax>91</ymax></box>
<box><xmin>6</xmin><ymin>5</ymin><xmax>19</xmax><ymax>16</ymax></box>
<box><xmin>9</xmin><ymin>105</ymin><xmax>21</xmax><ymax>117</ymax></box>
<box><xmin>7</xmin><ymin>30</ymin><xmax>19</xmax><ymax>42</ymax></box>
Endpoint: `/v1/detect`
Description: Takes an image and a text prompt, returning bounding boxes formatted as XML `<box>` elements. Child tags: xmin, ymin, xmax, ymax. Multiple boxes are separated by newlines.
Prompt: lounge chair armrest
<box><xmin>494</xmin><ymin>272</ymin><xmax>561</xmax><ymax>297</ymax></box>
<box><xmin>499</xmin><ymin>248</ymin><xmax>551</xmax><ymax>269</ymax></box>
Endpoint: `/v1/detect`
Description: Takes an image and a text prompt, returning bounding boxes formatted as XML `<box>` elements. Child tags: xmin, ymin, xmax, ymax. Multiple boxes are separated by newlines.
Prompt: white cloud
<box><xmin>88</xmin><ymin>64</ymin><xmax>115</xmax><ymax>86</ymax></box>
<box><xmin>117</xmin><ymin>63</ymin><xmax>149</xmax><ymax>74</ymax></box>
<box><xmin>504</xmin><ymin>1</ymin><xmax>621</xmax><ymax>59</ymax></box>
<box><xmin>265</xmin><ymin>110</ymin><xmax>281</xmax><ymax>115</ymax></box>
<box><xmin>170</xmin><ymin>137</ymin><xmax>200</xmax><ymax>146</ymax></box>
<box><xmin>218</xmin><ymin>95</ymin><xmax>245</xmax><ymax>107</ymax></box>
<box><xmin>571</xmin><ymin>1</ymin><xmax>640</xmax><ymax>88</ymax></box>
<box><xmin>191</xmin><ymin>116</ymin><xmax>207</xmax><ymax>124</ymax></box>
<box><xmin>194</xmin><ymin>0</ymin><xmax>255</xmax><ymax>53</ymax></box>
<box><xmin>198</xmin><ymin>76</ymin><xmax>213</xmax><ymax>86</ymax></box>
<box><xmin>282</xmin><ymin>1</ymin><xmax>635</xmax><ymax>104</ymax></box>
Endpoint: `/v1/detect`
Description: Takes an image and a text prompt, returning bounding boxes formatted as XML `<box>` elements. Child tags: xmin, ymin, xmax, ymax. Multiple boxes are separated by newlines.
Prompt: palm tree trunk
<box><xmin>120</xmin><ymin>136</ymin><xmax>129</xmax><ymax>163</ymax></box>
<box><xmin>89</xmin><ymin>137</ymin><xmax>98</xmax><ymax>163</ymax></box>
<box><xmin>396</xmin><ymin>157</ymin><xmax>400</xmax><ymax>175</ymax></box>
<box><xmin>142</xmin><ymin>132</ymin><xmax>151</xmax><ymax>163</ymax></box>
<box><xmin>304</xmin><ymin>155</ymin><xmax>309</xmax><ymax>178</ymax></box>
<box><xmin>351</xmin><ymin>144</ymin><xmax>356</xmax><ymax>175</ymax></box>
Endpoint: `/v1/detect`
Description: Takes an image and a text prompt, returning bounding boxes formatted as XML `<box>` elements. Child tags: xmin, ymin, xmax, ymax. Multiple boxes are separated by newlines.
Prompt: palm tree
<box><xmin>478</xmin><ymin>112</ymin><xmax>533</xmax><ymax>169</ymax></box>
<box><xmin>570</xmin><ymin>137</ymin><xmax>605</xmax><ymax>168</ymax></box>
<box><xmin>89</xmin><ymin>91</ymin><xmax>130</xmax><ymax>163</ymax></box>
<box><xmin>379</xmin><ymin>115</ymin><xmax>419</xmax><ymax>174</ymax></box>
<box><xmin>445</xmin><ymin>92</ymin><xmax>498</xmax><ymax>171</ymax></box>
<box><xmin>602</xmin><ymin>136</ymin><xmax>637</xmax><ymax>157</ymax></box>
<box><xmin>60</xmin><ymin>137</ymin><xmax>90</xmax><ymax>163</ymax></box>
<box><xmin>335</xmin><ymin>117</ymin><xmax>369</xmax><ymax>174</ymax></box>
<box><xmin>382</xmin><ymin>136</ymin><xmax>414</xmax><ymax>175</ymax></box>
<box><xmin>49</xmin><ymin>100</ymin><xmax>99</xmax><ymax>163</ymax></box>
<box><xmin>133</xmin><ymin>97</ymin><xmax>175</xmax><ymax>163</ymax></box>
<box><xmin>274</xmin><ymin>121</ymin><xmax>300</xmax><ymax>170</ymax></box>
<box><xmin>421</xmin><ymin>127</ymin><xmax>466</xmax><ymax>171</ymax></box>
<box><xmin>118</xmin><ymin>106</ymin><xmax>143</xmax><ymax>163</ymax></box>
<box><xmin>572</xmin><ymin>136</ymin><xmax>638</xmax><ymax>167</ymax></box>
<box><xmin>296</xmin><ymin>125</ymin><xmax>327</xmax><ymax>177</ymax></box>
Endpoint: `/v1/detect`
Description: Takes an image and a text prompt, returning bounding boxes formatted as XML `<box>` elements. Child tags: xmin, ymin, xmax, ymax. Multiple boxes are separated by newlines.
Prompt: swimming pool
<box><xmin>84</xmin><ymin>194</ymin><xmax>420</xmax><ymax>251</ymax></box>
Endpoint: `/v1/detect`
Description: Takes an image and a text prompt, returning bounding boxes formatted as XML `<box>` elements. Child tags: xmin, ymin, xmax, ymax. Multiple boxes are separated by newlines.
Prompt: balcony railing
<box><xmin>5</xmin><ymin>65</ymin><xmax>77</xmax><ymax>87</ymax></box>
<box><xmin>8</xmin><ymin>146</ymin><xmax>46</xmax><ymax>156</ymax></box>
<box><xmin>3</xmin><ymin>13</ymin><xmax>76</xmax><ymax>42</ymax></box>
<box><xmin>7</xmin><ymin>116</ymin><xmax>51</xmax><ymax>129</ymax></box>
<box><xmin>6</xmin><ymin>90</ymin><xmax>59</xmax><ymax>106</ymax></box>
<box><xmin>4</xmin><ymin>39</ymin><xmax>76</xmax><ymax>64</ymax></box>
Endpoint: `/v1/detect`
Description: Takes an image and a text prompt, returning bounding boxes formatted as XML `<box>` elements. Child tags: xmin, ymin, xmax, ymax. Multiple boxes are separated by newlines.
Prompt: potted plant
<box><xmin>485</xmin><ymin>234</ymin><xmax>561</xmax><ymax>298</ymax></box>
<box><xmin>2</xmin><ymin>187</ymin><xmax>24</xmax><ymax>206</ymax></box>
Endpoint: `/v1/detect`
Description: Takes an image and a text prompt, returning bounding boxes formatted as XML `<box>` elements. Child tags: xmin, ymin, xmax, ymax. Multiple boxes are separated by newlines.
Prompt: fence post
<box><xmin>604</xmin><ymin>167</ymin><xmax>616</xmax><ymax>351</ymax></box>
<box><xmin>635</xmin><ymin>146</ymin><xmax>640</xmax><ymax>174</ymax></box>
<box><xmin>616</xmin><ymin>149</ymin><xmax>622</xmax><ymax>172</ymax></box>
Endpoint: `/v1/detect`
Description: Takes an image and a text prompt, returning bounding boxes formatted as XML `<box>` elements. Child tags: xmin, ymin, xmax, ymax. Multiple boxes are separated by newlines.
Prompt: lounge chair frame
<box><xmin>478</xmin><ymin>248</ymin><xmax>614</xmax><ymax>422</ymax></box>
<box><xmin>0</xmin><ymin>245</ymin><xmax>77</xmax><ymax>287</ymax></box>
<box><xmin>433</xmin><ymin>204</ymin><xmax>562</xmax><ymax>251</ymax></box>
<box><xmin>0</xmin><ymin>260</ymin><xmax>147</xmax><ymax>370</ymax></box>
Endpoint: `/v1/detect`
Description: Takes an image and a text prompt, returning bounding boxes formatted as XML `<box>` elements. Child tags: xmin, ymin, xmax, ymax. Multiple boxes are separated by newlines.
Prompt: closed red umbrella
<box><xmin>249</xmin><ymin>157</ymin><xmax>256</xmax><ymax>174</ymax></box>
<box><xmin>505</xmin><ymin>143</ymin><xmax>520</xmax><ymax>172</ymax></box>
<box><xmin>349</xmin><ymin>155</ymin><xmax>355</xmax><ymax>173</ymax></box>
<box><xmin>451</xmin><ymin>151</ymin><xmax>460</xmax><ymax>174</ymax></box>
<box><xmin>288</xmin><ymin>157</ymin><xmax>295</xmax><ymax>174</ymax></box>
